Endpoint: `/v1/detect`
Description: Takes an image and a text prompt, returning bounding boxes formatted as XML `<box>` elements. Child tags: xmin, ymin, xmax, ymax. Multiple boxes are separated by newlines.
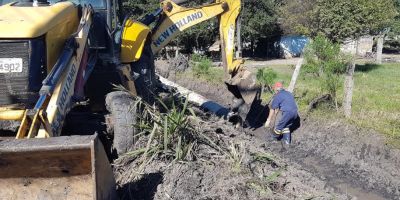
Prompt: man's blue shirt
<box><xmin>271</xmin><ymin>90</ymin><xmax>298</xmax><ymax>112</ymax></box>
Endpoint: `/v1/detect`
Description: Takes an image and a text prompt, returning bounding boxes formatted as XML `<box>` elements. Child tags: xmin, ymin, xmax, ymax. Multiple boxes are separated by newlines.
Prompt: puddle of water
<box><xmin>302</xmin><ymin>156</ymin><xmax>387</xmax><ymax>200</ymax></box>
<box><xmin>336</xmin><ymin>183</ymin><xmax>386</xmax><ymax>200</ymax></box>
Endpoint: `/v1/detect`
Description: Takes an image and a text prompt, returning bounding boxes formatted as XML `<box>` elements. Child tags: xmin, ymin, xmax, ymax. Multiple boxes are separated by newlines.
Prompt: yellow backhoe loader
<box><xmin>0</xmin><ymin>0</ymin><xmax>259</xmax><ymax>199</ymax></box>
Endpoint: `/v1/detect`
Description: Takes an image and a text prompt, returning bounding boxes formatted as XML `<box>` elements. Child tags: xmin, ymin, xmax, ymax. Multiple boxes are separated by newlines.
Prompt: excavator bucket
<box><xmin>0</xmin><ymin>134</ymin><xmax>116</xmax><ymax>200</ymax></box>
<box><xmin>226</xmin><ymin>67</ymin><xmax>261</xmax><ymax>105</ymax></box>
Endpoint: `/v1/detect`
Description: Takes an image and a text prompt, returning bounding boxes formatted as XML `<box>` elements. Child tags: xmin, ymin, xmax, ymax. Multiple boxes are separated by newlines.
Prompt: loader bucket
<box><xmin>0</xmin><ymin>134</ymin><xmax>116</xmax><ymax>200</ymax></box>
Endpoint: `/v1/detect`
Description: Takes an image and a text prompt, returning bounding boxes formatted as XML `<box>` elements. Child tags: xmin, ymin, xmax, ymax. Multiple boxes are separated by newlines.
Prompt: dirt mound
<box><xmin>115</xmin><ymin>113</ymin><xmax>348</xmax><ymax>200</ymax></box>
<box><xmin>155</xmin><ymin>57</ymin><xmax>189</xmax><ymax>79</ymax></box>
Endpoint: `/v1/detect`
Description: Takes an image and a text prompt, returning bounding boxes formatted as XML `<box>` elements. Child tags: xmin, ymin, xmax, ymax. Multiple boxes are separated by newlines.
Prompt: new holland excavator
<box><xmin>0</xmin><ymin>0</ymin><xmax>259</xmax><ymax>198</ymax></box>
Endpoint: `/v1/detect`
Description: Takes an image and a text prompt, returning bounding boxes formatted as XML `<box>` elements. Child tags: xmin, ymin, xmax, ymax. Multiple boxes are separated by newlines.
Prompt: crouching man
<box><xmin>265</xmin><ymin>82</ymin><xmax>300</xmax><ymax>148</ymax></box>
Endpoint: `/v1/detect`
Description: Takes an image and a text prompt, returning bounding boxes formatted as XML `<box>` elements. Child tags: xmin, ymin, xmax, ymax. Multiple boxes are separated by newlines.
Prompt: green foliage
<box><xmin>122</xmin><ymin>0</ymin><xmax>160</xmax><ymax>19</ymax></box>
<box><xmin>303</xmin><ymin>35</ymin><xmax>348</xmax><ymax>76</ymax></box>
<box><xmin>303</xmin><ymin>35</ymin><xmax>350</xmax><ymax>106</ymax></box>
<box><xmin>280</xmin><ymin>0</ymin><xmax>398</xmax><ymax>41</ymax></box>
<box><xmin>388</xmin><ymin>0</ymin><xmax>400</xmax><ymax>37</ymax></box>
<box><xmin>242</xmin><ymin>0</ymin><xmax>281</xmax><ymax>42</ymax></box>
<box><xmin>119</xmin><ymin>96</ymin><xmax>198</xmax><ymax>172</ymax></box>
<box><xmin>252</xmin><ymin>152</ymin><xmax>279</xmax><ymax>165</ymax></box>
<box><xmin>191</xmin><ymin>53</ymin><xmax>207</xmax><ymax>62</ymax></box>
<box><xmin>227</xmin><ymin>142</ymin><xmax>246</xmax><ymax>172</ymax></box>
<box><xmin>192</xmin><ymin>55</ymin><xmax>212</xmax><ymax>76</ymax></box>
<box><xmin>256</xmin><ymin>68</ymin><xmax>277</xmax><ymax>93</ymax></box>
<box><xmin>265</xmin><ymin>167</ymin><xmax>285</xmax><ymax>183</ymax></box>
<box><xmin>279</xmin><ymin>0</ymin><xmax>315</xmax><ymax>36</ymax></box>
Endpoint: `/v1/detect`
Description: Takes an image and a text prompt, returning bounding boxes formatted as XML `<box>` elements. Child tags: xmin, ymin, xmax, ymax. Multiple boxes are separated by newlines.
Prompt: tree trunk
<box><xmin>235</xmin><ymin>14</ymin><xmax>242</xmax><ymax>58</ymax></box>
<box><xmin>376</xmin><ymin>35</ymin><xmax>384</xmax><ymax>64</ymax></box>
<box><xmin>288</xmin><ymin>58</ymin><xmax>303</xmax><ymax>93</ymax></box>
<box><xmin>343</xmin><ymin>61</ymin><xmax>355</xmax><ymax>118</ymax></box>
<box><xmin>251</xmin><ymin>39</ymin><xmax>255</xmax><ymax>57</ymax></box>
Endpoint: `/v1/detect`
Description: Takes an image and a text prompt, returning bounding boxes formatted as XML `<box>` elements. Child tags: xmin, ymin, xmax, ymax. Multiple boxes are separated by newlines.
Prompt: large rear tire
<box><xmin>105</xmin><ymin>91</ymin><xmax>137</xmax><ymax>156</ymax></box>
<box><xmin>106</xmin><ymin>44</ymin><xmax>156</xmax><ymax>156</ymax></box>
<box><xmin>131</xmin><ymin>43</ymin><xmax>157</xmax><ymax>104</ymax></box>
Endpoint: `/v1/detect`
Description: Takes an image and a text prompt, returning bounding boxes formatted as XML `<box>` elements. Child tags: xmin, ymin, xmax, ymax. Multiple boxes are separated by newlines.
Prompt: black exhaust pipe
<box><xmin>171</xmin><ymin>0</ymin><xmax>188</xmax><ymax>5</ymax></box>
<box><xmin>36</xmin><ymin>0</ymin><xmax>50</xmax><ymax>6</ymax></box>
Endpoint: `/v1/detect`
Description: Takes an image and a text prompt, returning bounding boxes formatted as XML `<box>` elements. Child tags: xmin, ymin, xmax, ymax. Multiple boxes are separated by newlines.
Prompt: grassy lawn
<box><xmin>352</xmin><ymin>63</ymin><xmax>400</xmax><ymax>145</ymax></box>
<box><xmin>179</xmin><ymin>66</ymin><xmax>225</xmax><ymax>85</ymax></box>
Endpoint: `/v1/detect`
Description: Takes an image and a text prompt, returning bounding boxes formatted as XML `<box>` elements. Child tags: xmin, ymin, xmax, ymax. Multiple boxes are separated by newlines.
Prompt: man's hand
<box><xmin>264</xmin><ymin>119</ymin><xmax>271</xmax><ymax>128</ymax></box>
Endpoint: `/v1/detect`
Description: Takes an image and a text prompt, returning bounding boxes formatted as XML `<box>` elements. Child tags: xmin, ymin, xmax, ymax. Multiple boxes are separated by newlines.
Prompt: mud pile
<box><xmin>115</xmin><ymin>111</ymin><xmax>348</xmax><ymax>200</ymax></box>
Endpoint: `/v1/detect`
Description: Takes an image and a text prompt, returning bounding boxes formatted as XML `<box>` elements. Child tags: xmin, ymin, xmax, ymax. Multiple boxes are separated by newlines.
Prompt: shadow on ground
<box><xmin>243</xmin><ymin>91</ymin><xmax>269</xmax><ymax>129</ymax></box>
<box><xmin>355</xmin><ymin>63</ymin><xmax>380</xmax><ymax>72</ymax></box>
<box><xmin>118</xmin><ymin>172</ymin><xmax>163</xmax><ymax>200</ymax></box>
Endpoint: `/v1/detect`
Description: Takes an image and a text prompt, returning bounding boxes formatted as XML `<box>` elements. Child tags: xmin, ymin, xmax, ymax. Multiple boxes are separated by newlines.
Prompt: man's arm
<box><xmin>265</xmin><ymin>108</ymin><xmax>277</xmax><ymax>128</ymax></box>
<box><xmin>265</xmin><ymin>93</ymin><xmax>281</xmax><ymax>128</ymax></box>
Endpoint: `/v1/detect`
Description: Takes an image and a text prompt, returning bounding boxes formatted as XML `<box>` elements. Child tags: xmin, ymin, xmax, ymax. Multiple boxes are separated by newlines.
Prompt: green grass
<box><xmin>182</xmin><ymin>66</ymin><xmax>225</xmax><ymax>84</ymax></box>
<box><xmin>351</xmin><ymin>63</ymin><xmax>400</xmax><ymax>145</ymax></box>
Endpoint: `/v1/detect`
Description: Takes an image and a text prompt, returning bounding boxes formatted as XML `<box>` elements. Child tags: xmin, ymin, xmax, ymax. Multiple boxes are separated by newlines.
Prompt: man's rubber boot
<box><xmin>281</xmin><ymin>129</ymin><xmax>291</xmax><ymax>150</ymax></box>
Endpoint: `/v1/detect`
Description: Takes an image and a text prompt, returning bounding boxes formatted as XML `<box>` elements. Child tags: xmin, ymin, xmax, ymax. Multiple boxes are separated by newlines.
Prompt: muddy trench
<box><xmin>155</xmin><ymin>63</ymin><xmax>400</xmax><ymax>200</ymax></box>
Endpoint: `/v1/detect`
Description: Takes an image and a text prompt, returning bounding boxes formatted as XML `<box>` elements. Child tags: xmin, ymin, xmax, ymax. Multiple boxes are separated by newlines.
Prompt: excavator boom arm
<box><xmin>151</xmin><ymin>0</ymin><xmax>259</xmax><ymax>104</ymax></box>
<box><xmin>151</xmin><ymin>0</ymin><xmax>227</xmax><ymax>54</ymax></box>
<box><xmin>151</xmin><ymin>0</ymin><xmax>241</xmax><ymax>73</ymax></box>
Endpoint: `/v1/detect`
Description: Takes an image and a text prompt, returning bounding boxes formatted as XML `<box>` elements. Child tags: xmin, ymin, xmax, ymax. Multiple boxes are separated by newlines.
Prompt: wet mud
<box><xmin>115</xmin><ymin>112</ymin><xmax>349</xmax><ymax>200</ymax></box>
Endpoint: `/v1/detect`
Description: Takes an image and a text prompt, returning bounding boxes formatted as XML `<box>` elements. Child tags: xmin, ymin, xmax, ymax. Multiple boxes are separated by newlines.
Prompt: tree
<box><xmin>122</xmin><ymin>0</ymin><xmax>160</xmax><ymax>19</ymax></box>
<box><xmin>241</xmin><ymin>0</ymin><xmax>281</xmax><ymax>55</ymax></box>
<box><xmin>279</xmin><ymin>0</ymin><xmax>315</xmax><ymax>36</ymax></box>
<box><xmin>303</xmin><ymin>35</ymin><xmax>349</xmax><ymax>110</ymax></box>
<box><xmin>281</xmin><ymin>0</ymin><xmax>397</xmax><ymax>117</ymax></box>
<box><xmin>280</xmin><ymin>0</ymin><xmax>397</xmax><ymax>42</ymax></box>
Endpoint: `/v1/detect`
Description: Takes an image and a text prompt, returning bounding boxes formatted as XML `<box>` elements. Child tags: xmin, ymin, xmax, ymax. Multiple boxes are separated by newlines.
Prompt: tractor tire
<box><xmin>105</xmin><ymin>91</ymin><xmax>137</xmax><ymax>156</ymax></box>
<box><xmin>131</xmin><ymin>43</ymin><xmax>157</xmax><ymax>104</ymax></box>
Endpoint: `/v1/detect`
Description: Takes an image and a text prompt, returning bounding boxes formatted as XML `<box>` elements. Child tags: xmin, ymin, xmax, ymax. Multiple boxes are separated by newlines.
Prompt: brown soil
<box><xmin>115</xmin><ymin>111</ymin><xmax>348</xmax><ymax>200</ymax></box>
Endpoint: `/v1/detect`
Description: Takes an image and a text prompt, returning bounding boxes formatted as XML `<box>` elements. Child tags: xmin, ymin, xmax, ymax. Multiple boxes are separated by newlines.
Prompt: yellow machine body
<box><xmin>0</xmin><ymin>4</ymin><xmax>116</xmax><ymax>199</ymax></box>
<box><xmin>151</xmin><ymin>0</ymin><xmax>226</xmax><ymax>54</ymax></box>
<box><xmin>120</xmin><ymin>19</ymin><xmax>151</xmax><ymax>63</ymax></box>
<box><xmin>0</xmin><ymin>2</ymin><xmax>79</xmax><ymax>122</ymax></box>
<box><xmin>0</xmin><ymin>2</ymin><xmax>79</xmax><ymax>71</ymax></box>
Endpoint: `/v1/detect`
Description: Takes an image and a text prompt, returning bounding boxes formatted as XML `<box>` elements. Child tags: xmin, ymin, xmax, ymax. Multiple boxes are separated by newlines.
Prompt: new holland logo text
<box><xmin>153</xmin><ymin>11</ymin><xmax>204</xmax><ymax>47</ymax></box>
<box><xmin>51</xmin><ymin>64</ymin><xmax>77</xmax><ymax>135</ymax></box>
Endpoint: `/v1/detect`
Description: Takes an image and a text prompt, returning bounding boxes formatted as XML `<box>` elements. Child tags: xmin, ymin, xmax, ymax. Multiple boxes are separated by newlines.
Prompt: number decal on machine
<box><xmin>0</xmin><ymin>58</ymin><xmax>23</xmax><ymax>73</ymax></box>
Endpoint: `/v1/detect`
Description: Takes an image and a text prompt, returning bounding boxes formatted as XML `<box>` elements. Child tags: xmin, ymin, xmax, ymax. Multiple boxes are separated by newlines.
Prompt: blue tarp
<box><xmin>277</xmin><ymin>36</ymin><xmax>309</xmax><ymax>57</ymax></box>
